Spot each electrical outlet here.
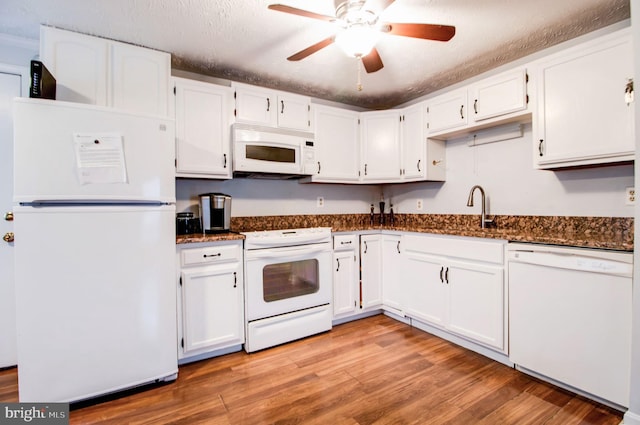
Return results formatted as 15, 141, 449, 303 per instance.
626, 187, 635, 205
317, 197, 324, 207
416, 199, 423, 210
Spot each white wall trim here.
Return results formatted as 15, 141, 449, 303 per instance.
624, 411, 640, 425
0, 62, 30, 97
0, 32, 38, 51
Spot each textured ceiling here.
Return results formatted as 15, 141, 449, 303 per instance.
0, 0, 631, 109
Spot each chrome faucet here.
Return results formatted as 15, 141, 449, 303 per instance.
466, 185, 494, 229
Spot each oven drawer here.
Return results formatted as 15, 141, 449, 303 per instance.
333, 234, 357, 251
181, 243, 242, 267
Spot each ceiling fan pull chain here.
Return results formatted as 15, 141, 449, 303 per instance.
357, 58, 363, 91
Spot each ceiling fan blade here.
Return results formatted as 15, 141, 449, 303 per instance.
362, 48, 384, 73
287, 36, 336, 61
268, 4, 335, 22
362, 0, 395, 14
379, 22, 456, 41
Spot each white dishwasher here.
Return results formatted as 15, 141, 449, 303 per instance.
508, 243, 632, 408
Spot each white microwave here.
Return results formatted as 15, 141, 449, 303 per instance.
232, 124, 316, 177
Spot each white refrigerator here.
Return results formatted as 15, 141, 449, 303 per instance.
13, 98, 178, 402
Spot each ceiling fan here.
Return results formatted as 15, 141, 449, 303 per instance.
268, 0, 456, 74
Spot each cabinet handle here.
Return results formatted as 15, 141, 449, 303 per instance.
336, 258, 340, 272
281, 100, 285, 114
364, 164, 368, 176
460, 105, 464, 119
340, 240, 352, 245
266, 97, 270, 112
223, 153, 227, 168
364, 241, 368, 254
233, 271, 237, 288
538, 139, 544, 157
473, 99, 478, 114
445, 267, 449, 284
439, 266, 444, 283
417, 159, 421, 172
396, 241, 401, 254
317, 161, 321, 174
203, 253, 221, 258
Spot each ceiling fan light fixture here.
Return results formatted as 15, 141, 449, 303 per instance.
335, 25, 379, 57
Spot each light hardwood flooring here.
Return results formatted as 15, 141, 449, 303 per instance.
0, 314, 624, 424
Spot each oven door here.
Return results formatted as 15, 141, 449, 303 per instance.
245, 242, 332, 321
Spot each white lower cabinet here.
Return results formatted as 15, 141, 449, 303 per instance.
402, 234, 506, 352
177, 240, 244, 362
381, 234, 404, 315
332, 234, 359, 318
360, 234, 383, 310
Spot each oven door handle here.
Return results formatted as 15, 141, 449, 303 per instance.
246, 243, 330, 260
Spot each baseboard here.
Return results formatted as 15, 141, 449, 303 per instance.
624, 411, 640, 425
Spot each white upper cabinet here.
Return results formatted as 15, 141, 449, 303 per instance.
399, 103, 425, 181
469, 68, 528, 122
312, 104, 360, 182
40, 26, 170, 116
534, 29, 634, 169
426, 68, 530, 140
400, 103, 446, 182
40, 26, 108, 105
233, 82, 311, 131
110, 42, 170, 116
425, 88, 468, 135
174, 77, 233, 179
361, 109, 402, 182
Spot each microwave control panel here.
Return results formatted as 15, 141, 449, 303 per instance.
302, 140, 316, 174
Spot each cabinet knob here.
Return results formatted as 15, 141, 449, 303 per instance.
4, 211, 13, 221
3, 232, 14, 243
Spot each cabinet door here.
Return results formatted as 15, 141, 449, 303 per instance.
40, 26, 108, 105
425, 88, 467, 135
400, 103, 426, 181
175, 78, 232, 178
470, 68, 527, 122
536, 31, 634, 168
333, 250, 358, 317
360, 235, 383, 309
234, 84, 277, 126
382, 235, 403, 314
361, 110, 401, 182
181, 264, 243, 353
313, 105, 360, 182
446, 260, 504, 350
277, 93, 310, 131
111, 42, 170, 116
403, 252, 447, 326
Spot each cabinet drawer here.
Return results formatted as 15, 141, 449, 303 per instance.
181, 243, 241, 266
403, 234, 505, 264
333, 234, 358, 251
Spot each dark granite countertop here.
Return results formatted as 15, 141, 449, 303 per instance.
176, 214, 633, 251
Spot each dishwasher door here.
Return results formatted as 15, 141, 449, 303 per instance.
508, 243, 632, 408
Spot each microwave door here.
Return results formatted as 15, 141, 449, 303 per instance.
235, 141, 303, 174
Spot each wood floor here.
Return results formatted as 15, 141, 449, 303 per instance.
0, 314, 624, 425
